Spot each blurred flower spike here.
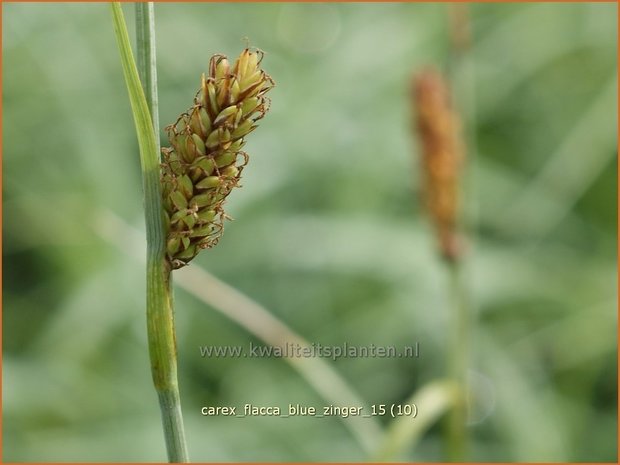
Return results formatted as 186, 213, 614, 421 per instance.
413, 69, 465, 262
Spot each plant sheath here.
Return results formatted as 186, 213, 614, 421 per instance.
111, 3, 189, 462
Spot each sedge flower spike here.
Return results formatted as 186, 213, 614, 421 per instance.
413, 69, 464, 262
161, 49, 274, 269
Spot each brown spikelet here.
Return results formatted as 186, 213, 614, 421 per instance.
161, 49, 274, 269
413, 69, 464, 262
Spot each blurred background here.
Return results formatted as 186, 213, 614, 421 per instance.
3, 2, 617, 462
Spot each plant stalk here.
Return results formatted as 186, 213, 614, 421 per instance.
111, 3, 189, 462
445, 5, 474, 460
446, 259, 469, 461
135, 2, 160, 151
134, 4, 189, 462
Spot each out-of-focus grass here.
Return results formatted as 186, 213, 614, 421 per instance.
3, 2, 617, 462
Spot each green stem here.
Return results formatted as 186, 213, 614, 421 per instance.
446, 259, 469, 461
110, 3, 189, 462
135, 2, 160, 152
444, 5, 475, 461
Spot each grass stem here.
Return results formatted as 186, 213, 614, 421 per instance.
445, 259, 469, 461
135, 2, 160, 151
111, 3, 189, 461
444, 5, 474, 460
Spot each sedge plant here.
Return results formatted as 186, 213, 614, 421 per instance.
110, 3, 273, 461
412, 69, 470, 461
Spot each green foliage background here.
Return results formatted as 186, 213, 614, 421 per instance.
3, 2, 617, 462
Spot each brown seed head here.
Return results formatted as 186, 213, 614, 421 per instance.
413, 69, 464, 262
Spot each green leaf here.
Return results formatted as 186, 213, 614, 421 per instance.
374, 380, 457, 461
110, 2, 163, 249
